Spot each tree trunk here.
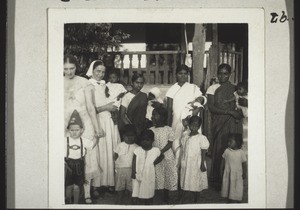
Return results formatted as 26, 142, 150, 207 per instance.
192, 24, 206, 88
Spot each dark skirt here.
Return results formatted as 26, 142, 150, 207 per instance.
65, 158, 85, 187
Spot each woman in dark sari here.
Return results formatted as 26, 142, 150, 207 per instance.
206, 64, 243, 190
120, 74, 148, 144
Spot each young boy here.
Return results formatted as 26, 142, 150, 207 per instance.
65, 110, 97, 204
113, 124, 139, 204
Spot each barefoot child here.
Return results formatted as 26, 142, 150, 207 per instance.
150, 106, 178, 204
220, 133, 247, 203
65, 110, 97, 204
113, 124, 139, 204
180, 116, 209, 203
131, 129, 164, 205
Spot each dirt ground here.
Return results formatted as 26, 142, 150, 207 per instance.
74, 156, 248, 206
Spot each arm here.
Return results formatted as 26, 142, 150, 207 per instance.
161, 141, 172, 154
195, 95, 207, 105
131, 154, 136, 179
166, 97, 173, 126
113, 152, 119, 161
85, 86, 103, 137
220, 157, 225, 178
95, 101, 118, 114
154, 153, 165, 165
207, 94, 229, 115
120, 105, 131, 125
200, 149, 207, 172
238, 97, 248, 107
207, 94, 243, 119
242, 162, 247, 179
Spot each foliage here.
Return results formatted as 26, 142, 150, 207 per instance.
64, 23, 130, 58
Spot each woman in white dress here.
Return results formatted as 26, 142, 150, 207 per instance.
86, 60, 121, 196
64, 55, 103, 204
166, 64, 207, 167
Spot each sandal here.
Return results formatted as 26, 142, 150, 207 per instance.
85, 197, 93, 204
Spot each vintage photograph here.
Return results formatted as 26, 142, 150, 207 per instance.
63, 22, 249, 205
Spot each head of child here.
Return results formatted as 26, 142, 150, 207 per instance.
151, 106, 167, 127
148, 87, 161, 101
139, 129, 155, 151
108, 69, 120, 83
67, 110, 84, 139
227, 133, 243, 150
188, 115, 202, 134
236, 82, 248, 96
121, 124, 137, 145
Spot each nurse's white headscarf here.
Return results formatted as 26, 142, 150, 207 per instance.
86, 60, 105, 78
86, 60, 106, 86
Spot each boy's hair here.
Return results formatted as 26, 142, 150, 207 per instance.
139, 129, 155, 142
176, 64, 190, 74
153, 106, 168, 125
108, 68, 120, 77
188, 115, 202, 127
217, 63, 232, 74
131, 73, 145, 83
120, 124, 137, 137
236, 81, 248, 92
228, 133, 243, 149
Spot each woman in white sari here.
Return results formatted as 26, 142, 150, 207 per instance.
86, 60, 121, 196
166, 64, 207, 167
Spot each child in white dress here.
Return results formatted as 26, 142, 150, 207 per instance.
65, 110, 97, 204
180, 115, 209, 203
114, 124, 139, 204
106, 69, 127, 125
220, 133, 247, 203
131, 129, 164, 205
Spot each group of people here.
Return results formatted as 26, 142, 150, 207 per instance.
64, 54, 248, 205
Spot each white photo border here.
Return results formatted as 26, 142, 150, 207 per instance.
48, 8, 265, 208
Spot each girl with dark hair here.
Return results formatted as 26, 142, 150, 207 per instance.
220, 133, 247, 203
150, 106, 178, 204
179, 115, 209, 203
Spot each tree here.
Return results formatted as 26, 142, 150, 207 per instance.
64, 23, 130, 76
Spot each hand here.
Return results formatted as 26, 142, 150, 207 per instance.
95, 129, 105, 138
242, 173, 246, 180
151, 101, 162, 109
192, 107, 201, 116
200, 163, 207, 172
105, 102, 118, 112
228, 110, 242, 119
238, 97, 248, 107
